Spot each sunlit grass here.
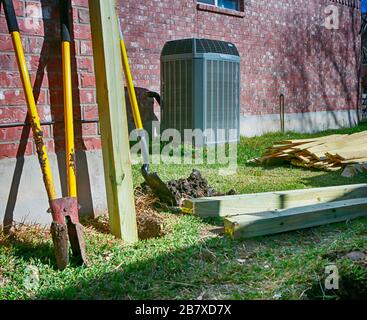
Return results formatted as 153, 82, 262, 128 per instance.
1, 123, 367, 300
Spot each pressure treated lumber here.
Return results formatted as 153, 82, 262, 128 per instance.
89, 0, 138, 242
182, 184, 367, 217
224, 197, 367, 239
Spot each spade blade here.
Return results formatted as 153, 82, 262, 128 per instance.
141, 167, 177, 206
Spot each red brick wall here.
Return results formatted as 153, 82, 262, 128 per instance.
119, 0, 361, 116
0, 0, 361, 159
0, 0, 99, 159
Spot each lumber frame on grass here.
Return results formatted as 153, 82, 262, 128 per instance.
88, 0, 138, 242
224, 198, 367, 239
183, 184, 367, 217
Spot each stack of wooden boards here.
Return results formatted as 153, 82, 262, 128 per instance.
182, 184, 367, 239
249, 131, 367, 177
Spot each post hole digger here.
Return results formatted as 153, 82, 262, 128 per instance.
118, 21, 176, 205
2, 0, 87, 270
56, 0, 88, 269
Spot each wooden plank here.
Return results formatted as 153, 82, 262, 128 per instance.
291, 135, 347, 151
277, 134, 344, 145
89, 0, 138, 242
182, 184, 367, 217
295, 155, 312, 163
336, 151, 367, 160
266, 144, 294, 150
316, 143, 367, 158
307, 142, 352, 154
290, 159, 310, 168
224, 198, 367, 239
306, 135, 367, 154
340, 158, 367, 164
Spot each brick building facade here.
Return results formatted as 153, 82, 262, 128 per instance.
119, 0, 361, 135
0, 0, 362, 225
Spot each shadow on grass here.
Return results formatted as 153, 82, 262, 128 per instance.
29, 215, 367, 300
246, 160, 367, 190
1, 230, 88, 270
301, 171, 367, 189
4, 174, 366, 299
34, 235, 242, 299
0, 233, 55, 267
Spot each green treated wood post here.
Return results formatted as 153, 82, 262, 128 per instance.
183, 183, 367, 217
88, 0, 138, 242
224, 197, 367, 239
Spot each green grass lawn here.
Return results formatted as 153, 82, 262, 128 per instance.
1, 124, 367, 300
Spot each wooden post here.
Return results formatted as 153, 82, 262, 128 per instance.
89, 0, 138, 242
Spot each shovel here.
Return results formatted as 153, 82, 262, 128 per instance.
53, 0, 88, 269
118, 20, 176, 205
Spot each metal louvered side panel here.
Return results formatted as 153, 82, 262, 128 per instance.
170, 60, 175, 131
223, 60, 230, 142
205, 59, 220, 145
161, 61, 167, 130
204, 59, 240, 145
181, 59, 193, 131
230, 61, 235, 139
181, 61, 186, 132
174, 60, 182, 133
161, 59, 194, 133
175, 60, 184, 133
214, 60, 219, 144
234, 62, 240, 142
218, 60, 224, 143
206, 60, 213, 143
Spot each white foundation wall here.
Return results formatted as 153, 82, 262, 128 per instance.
0, 151, 107, 228
240, 110, 360, 137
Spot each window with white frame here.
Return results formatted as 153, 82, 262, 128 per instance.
198, 0, 241, 11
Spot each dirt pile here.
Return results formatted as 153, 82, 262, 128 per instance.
165, 169, 236, 206
166, 170, 215, 205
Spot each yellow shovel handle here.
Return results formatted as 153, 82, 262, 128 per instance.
60, 0, 77, 198
62, 41, 77, 198
12, 31, 57, 201
119, 23, 150, 166
120, 37, 143, 130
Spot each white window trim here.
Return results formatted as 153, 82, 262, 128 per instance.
198, 0, 218, 7
198, 0, 241, 11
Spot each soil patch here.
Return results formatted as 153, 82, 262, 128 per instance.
143, 169, 236, 206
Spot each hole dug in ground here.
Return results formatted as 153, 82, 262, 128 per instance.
307, 250, 367, 300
